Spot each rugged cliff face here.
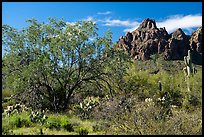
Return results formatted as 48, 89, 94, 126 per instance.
115, 18, 202, 62
164, 28, 190, 60
189, 27, 202, 55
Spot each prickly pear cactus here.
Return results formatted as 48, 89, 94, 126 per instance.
77, 96, 99, 119
29, 110, 48, 125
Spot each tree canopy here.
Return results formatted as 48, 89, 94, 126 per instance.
2, 18, 130, 112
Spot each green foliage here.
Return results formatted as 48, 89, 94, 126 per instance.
45, 114, 74, 131
2, 18, 116, 112
2, 126, 11, 135
61, 120, 74, 132
45, 117, 61, 130
2, 89, 14, 99
2, 112, 33, 130
123, 63, 158, 99
2, 17, 202, 135
78, 127, 89, 135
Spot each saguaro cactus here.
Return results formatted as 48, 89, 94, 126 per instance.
184, 50, 193, 76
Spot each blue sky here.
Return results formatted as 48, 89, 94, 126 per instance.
2, 2, 202, 56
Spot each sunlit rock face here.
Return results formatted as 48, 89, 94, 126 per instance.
115, 18, 202, 61
189, 27, 202, 55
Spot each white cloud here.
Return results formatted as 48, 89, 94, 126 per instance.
157, 14, 202, 33
103, 19, 139, 27
122, 14, 202, 33
97, 11, 112, 15
101, 19, 140, 32
66, 14, 202, 35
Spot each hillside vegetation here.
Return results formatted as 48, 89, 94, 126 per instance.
2, 18, 202, 135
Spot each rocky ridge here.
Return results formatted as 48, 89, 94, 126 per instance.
115, 18, 202, 62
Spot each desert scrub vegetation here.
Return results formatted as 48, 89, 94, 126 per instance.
2, 18, 202, 135
2, 60, 202, 135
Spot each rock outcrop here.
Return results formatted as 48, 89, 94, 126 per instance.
116, 18, 169, 60
189, 27, 202, 55
164, 28, 190, 60
115, 18, 202, 62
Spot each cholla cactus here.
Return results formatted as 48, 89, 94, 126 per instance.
184, 50, 193, 76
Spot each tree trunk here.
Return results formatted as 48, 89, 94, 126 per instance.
62, 90, 73, 111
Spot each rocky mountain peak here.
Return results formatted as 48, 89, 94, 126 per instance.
116, 18, 202, 63
171, 28, 187, 40
137, 18, 157, 30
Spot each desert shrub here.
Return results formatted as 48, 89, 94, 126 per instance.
2, 111, 33, 130
92, 97, 120, 121
123, 66, 154, 99
61, 121, 74, 132
2, 89, 14, 99
155, 89, 183, 110
45, 114, 74, 131
92, 123, 104, 132
45, 116, 61, 130
9, 116, 22, 128
78, 127, 89, 135
45, 120, 61, 130
60, 117, 74, 132
103, 98, 201, 135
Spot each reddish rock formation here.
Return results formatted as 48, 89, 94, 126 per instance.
189, 27, 202, 55
115, 18, 202, 62
164, 28, 190, 60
